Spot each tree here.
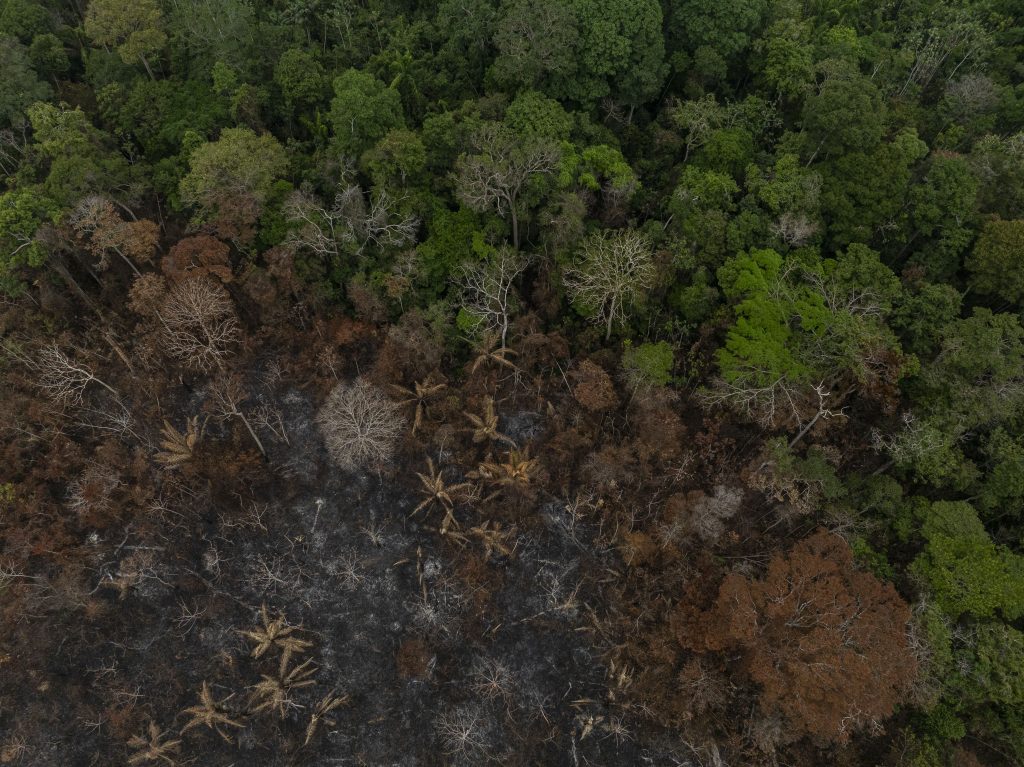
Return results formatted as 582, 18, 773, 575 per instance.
564, 229, 656, 340
802, 75, 886, 159
179, 128, 289, 242
680, 530, 916, 744
316, 378, 405, 471
0, 36, 50, 128
454, 122, 561, 249
666, 0, 768, 81
328, 69, 404, 157
708, 245, 906, 428
910, 500, 1024, 621
886, 309, 1024, 487
208, 373, 266, 456
566, 0, 666, 107
966, 219, 1024, 305
283, 184, 419, 264
158, 277, 241, 372
0, 187, 58, 296
84, 0, 166, 79
621, 341, 674, 389
491, 0, 578, 94
29, 343, 119, 406
26, 102, 135, 208
491, 0, 665, 107
458, 247, 530, 347
273, 47, 326, 113
67, 195, 158, 276
161, 235, 232, 283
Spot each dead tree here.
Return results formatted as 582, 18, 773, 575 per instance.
458, 247, 530, 347
564, 229, 656, 341
208, 375, 266, 456
157, 277, 240, 372
316, 378, 405, 471
31, 343, 119, 406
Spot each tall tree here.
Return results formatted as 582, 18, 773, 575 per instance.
84, 0, 166, 79
179, 128, 289, 243
453, 122, 560, 249
564, 228, 656, 340
679, 530, 916, 744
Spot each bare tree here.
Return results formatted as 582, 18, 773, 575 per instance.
284, 184, 418, 261
208, 374, 266, 456
31, 343, 119, 405
770, 212, 819, 247
699, 374, 804, 429
317, 378, 405, 471
157, 278, 240, 372
564, 229, 656, 341
454, 123, 561, 248
458, 247, 530, 347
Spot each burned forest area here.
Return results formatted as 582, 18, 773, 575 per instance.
3, 1, 1024, 766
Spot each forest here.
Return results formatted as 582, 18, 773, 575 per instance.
1, 0, 1023, 765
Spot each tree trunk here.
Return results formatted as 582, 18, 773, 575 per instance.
140, 52, 155, 81
237, 412, 267, 457
52, 259, 101, 316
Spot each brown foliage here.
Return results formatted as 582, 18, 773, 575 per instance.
571, 359, 618, 412
68, 196, 158, 271
628, 387, 685, 463
128, 273, 168, 317
679, 530, 916, 744
162, 236, 233, 284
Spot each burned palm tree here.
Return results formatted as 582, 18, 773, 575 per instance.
155, 416, 202, 469
412, 457, 473, 536
179, 681, 243, 742
391, 374, 447, 435
304, 691, 350, 746
472, 449, 537, 500
469, 332, 519, 375
127, 722, 181, 765
249, 656, 318, 719
239, 604, 313, 667
463, 396, 516, 447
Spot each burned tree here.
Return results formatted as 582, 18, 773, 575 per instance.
158, 277, 240, 372
680, 530, 916, 744
28, 342, 119, 405
317, 378, 405, 471
67, 195, 158, 276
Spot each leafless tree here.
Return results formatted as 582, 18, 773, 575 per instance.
157, 278, 240, 372
454, 123, 561, 248
317, 378, 405, 471
564, 229, 656, 341
699, 374, 804, 429
284, 184, 418, 261
208, 374, 266, 456
771, 211, 819, 247
898, 10, 990, 97
459, 248, 530, 347
435, 704, 495, 761
31, 343, 119, 406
